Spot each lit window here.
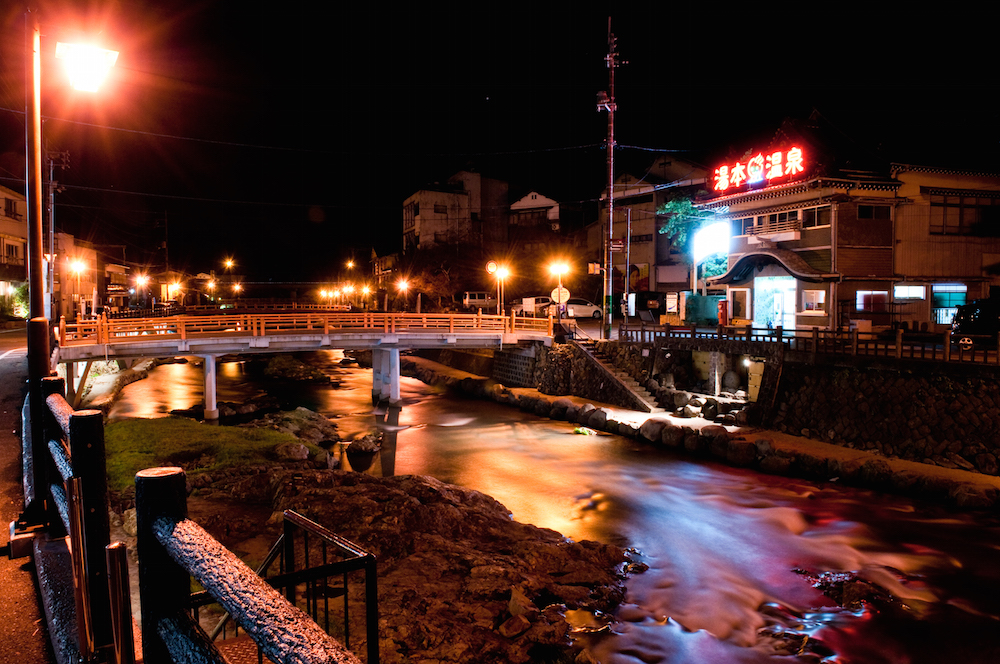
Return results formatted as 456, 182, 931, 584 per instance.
894, 285, 925, 299
931, 283, 966, 323
802, 290, 826, 313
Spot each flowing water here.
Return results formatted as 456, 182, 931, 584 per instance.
108, 351, 1000, 663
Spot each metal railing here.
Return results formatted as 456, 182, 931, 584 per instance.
135, 467, 370, 664
59, 311, 553, 347
618, 322, 1000, 365
192, 510, 379, 664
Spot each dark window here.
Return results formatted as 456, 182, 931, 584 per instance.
858, 205, 891, 220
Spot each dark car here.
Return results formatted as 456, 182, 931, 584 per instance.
951, 297, 1000, 350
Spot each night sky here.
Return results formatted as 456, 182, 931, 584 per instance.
1, 2, 996, 283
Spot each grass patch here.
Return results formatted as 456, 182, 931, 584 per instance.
104, 417, 320, 493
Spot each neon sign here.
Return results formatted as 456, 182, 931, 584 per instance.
713, 146, 805, 192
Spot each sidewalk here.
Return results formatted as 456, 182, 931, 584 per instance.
0, 328, 56, 663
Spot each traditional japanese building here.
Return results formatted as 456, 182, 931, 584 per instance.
698, 116, 1000, 333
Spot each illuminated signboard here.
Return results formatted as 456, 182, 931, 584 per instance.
713, 146, 805, 193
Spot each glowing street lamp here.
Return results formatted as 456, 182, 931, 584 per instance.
549, 262, 570, 323
487, 261, 511, 316
55, 42, 119, 92
396, 279, 409, 312
24, 14, 119, 527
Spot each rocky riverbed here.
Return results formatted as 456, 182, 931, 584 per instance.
115, 455, 628, 664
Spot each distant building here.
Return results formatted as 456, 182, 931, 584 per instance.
0, 185, 26, 316
700, 116, 1000, 332
54, 232, 98, 322
592, 154, 709, 317
402, 171, 509, 253
0, 184, 26, 282
509, 191, 562, 254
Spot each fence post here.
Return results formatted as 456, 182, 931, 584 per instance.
135, 467, 190, 664
943, 331, 951, 363
851, 329, 858, 356
106, 541, 136, 664
895, 328, 904, 360
26, 317, 51, 524
70, 409, 113, 650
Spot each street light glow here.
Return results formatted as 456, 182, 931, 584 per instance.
55, 42, 119, 92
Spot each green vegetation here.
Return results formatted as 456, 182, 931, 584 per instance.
103, 417, 320, 492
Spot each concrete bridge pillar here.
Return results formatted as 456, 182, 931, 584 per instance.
372, 349, 384, 405
202, 355, 219, 420
371, 348, 401, 405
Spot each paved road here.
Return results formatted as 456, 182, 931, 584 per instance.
0, 326, 56, 663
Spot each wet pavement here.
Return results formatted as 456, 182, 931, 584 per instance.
0, 326, 55, 663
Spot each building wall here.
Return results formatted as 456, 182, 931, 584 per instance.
0, 186, 26, 283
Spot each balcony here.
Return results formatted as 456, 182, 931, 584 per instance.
746, 218, 801, 243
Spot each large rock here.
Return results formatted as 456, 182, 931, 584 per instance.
587, 408, 611, 430
638, 418, 670, 443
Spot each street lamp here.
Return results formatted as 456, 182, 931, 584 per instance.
69, 258, 85, 319
549, 262, 569, 324
495, 265, 510, 315
396, 279, 409, 312
135, 274, 149, 309
23, 12, 118, 528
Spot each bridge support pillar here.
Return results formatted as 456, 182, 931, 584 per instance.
202, 355, 219, 420
372, 349, 384, 405
371, 348, 400, 405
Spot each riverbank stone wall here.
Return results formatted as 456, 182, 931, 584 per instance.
772, 363, 1000, 476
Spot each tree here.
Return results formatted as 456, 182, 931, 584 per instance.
657, 196, 728, 279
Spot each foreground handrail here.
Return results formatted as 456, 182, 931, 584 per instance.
136, 467, 366, 664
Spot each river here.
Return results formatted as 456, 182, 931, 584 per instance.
108, 351, 1000, 663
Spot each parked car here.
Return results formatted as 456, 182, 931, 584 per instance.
565, 297, 603, 319
511, 295, 552, 316
952, 297, 1000, 350
461, 291, 498, 312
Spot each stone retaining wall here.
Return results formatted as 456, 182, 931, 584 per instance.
772, 363, 1000, 476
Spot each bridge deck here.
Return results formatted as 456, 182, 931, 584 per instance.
56, 312, 554, 361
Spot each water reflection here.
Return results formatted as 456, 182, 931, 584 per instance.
109, 351, 1000, 663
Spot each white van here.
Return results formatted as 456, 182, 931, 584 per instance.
461, 291, 498, 312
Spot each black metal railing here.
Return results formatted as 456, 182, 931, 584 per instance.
136, 467, 376, 664
618, 322, 1000, 366
192, 510, 379, 664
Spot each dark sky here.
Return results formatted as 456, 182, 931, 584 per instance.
1, 2, 996, 282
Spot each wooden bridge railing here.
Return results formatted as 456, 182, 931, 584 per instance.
59, 311, 553, 347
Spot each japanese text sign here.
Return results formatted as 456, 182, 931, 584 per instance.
713, 146, 805, 193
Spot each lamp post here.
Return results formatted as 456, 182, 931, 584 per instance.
549, 262, 569, 324
396, 279, 409, 312
22, 7, 118, 552
496, 266, 509, 316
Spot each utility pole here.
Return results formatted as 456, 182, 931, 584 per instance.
597, 18, 623, 340
46, 149, 69, 321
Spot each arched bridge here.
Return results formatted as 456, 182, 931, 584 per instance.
55, 311, 554, 419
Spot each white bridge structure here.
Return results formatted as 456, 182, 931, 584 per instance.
55, 311, 554, 419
